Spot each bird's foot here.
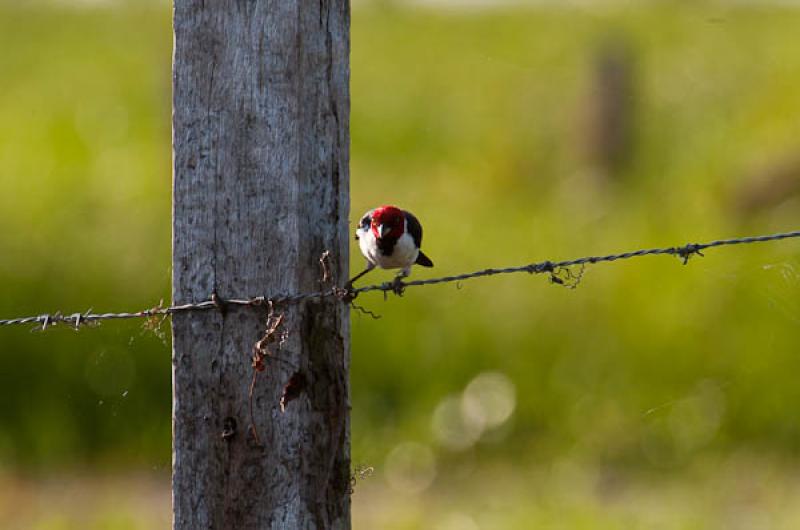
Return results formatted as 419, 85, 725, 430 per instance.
390, 275, 406, 297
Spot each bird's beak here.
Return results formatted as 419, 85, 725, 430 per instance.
378, 224, 391, 238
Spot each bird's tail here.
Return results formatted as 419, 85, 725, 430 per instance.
416, 251, 434, 267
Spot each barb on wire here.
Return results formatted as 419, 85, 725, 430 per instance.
549, 263, 586, 289
1, 229, 799, 328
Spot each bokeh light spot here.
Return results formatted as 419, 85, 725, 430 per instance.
432, 395, 482, 450
461, 371, 516, 432
384, 441, 437, 495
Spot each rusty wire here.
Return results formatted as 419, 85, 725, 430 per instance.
1, 229, 799, 329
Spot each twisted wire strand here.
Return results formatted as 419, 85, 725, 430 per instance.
2, 229, 799, 328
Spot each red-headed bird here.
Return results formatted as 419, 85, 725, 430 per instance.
348, 205, 434, 290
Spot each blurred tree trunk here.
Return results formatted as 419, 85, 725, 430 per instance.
172, 1, 350, 529
579, 39, 636, 181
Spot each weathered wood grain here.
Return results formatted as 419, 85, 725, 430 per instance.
172, 1, 350, 528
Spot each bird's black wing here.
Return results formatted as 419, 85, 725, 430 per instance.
405, 211, 434, 267
403, 210, 424, 248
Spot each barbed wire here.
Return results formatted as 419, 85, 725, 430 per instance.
1, 229, 799, 330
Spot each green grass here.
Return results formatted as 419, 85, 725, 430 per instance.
1, 0, 800, 525
0, 2, 173, 469
4, 453, 800, 529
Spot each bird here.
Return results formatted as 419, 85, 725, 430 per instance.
347, 205, 434, 292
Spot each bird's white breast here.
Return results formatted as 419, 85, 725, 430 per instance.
358, 226, 419, 270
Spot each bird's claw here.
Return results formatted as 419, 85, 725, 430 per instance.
391, 276, 406, 296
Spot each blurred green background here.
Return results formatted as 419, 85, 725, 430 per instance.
2, 0, 800, 528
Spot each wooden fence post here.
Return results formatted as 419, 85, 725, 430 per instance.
172, 1, 350, 528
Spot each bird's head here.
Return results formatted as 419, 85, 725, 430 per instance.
370, 205, 405, 240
